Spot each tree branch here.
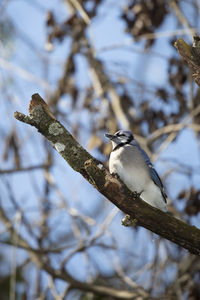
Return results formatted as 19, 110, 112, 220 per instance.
14, 93, 200, 256
175, 36, 200, 87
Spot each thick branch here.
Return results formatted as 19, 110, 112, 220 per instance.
14, 93, 200, 256
175, 36, 200, 86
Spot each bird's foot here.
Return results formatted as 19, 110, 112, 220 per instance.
112, 172, 120, 180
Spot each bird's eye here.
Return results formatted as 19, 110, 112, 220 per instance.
116, 133, 124, 137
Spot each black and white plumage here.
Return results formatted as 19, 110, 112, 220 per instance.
105, 130, 167, 212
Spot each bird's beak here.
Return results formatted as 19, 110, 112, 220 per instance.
105, 133, 115, 140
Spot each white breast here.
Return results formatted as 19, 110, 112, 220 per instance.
109, 145, 149, 193
109, 144, 167, 212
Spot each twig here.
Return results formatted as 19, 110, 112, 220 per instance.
9, 212, 22, 300
148, 123, 200, 145
87, 48, 131, 129
0, 163, 50, 174
152, 103, 200, 161
0, 57, 50, 90
48, 276, 63, 300
170, 0, 195, 38
138, 28, 197, 40
68, 0, 90, 25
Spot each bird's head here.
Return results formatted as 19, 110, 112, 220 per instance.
105, 130, 134, 149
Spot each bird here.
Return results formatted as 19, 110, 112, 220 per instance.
105, 130, 167, 212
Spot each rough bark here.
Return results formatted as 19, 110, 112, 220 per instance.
175, 36, 200, 86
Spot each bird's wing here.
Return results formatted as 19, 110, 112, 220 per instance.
135, 143, 167, 203
148, 165, 167, 203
